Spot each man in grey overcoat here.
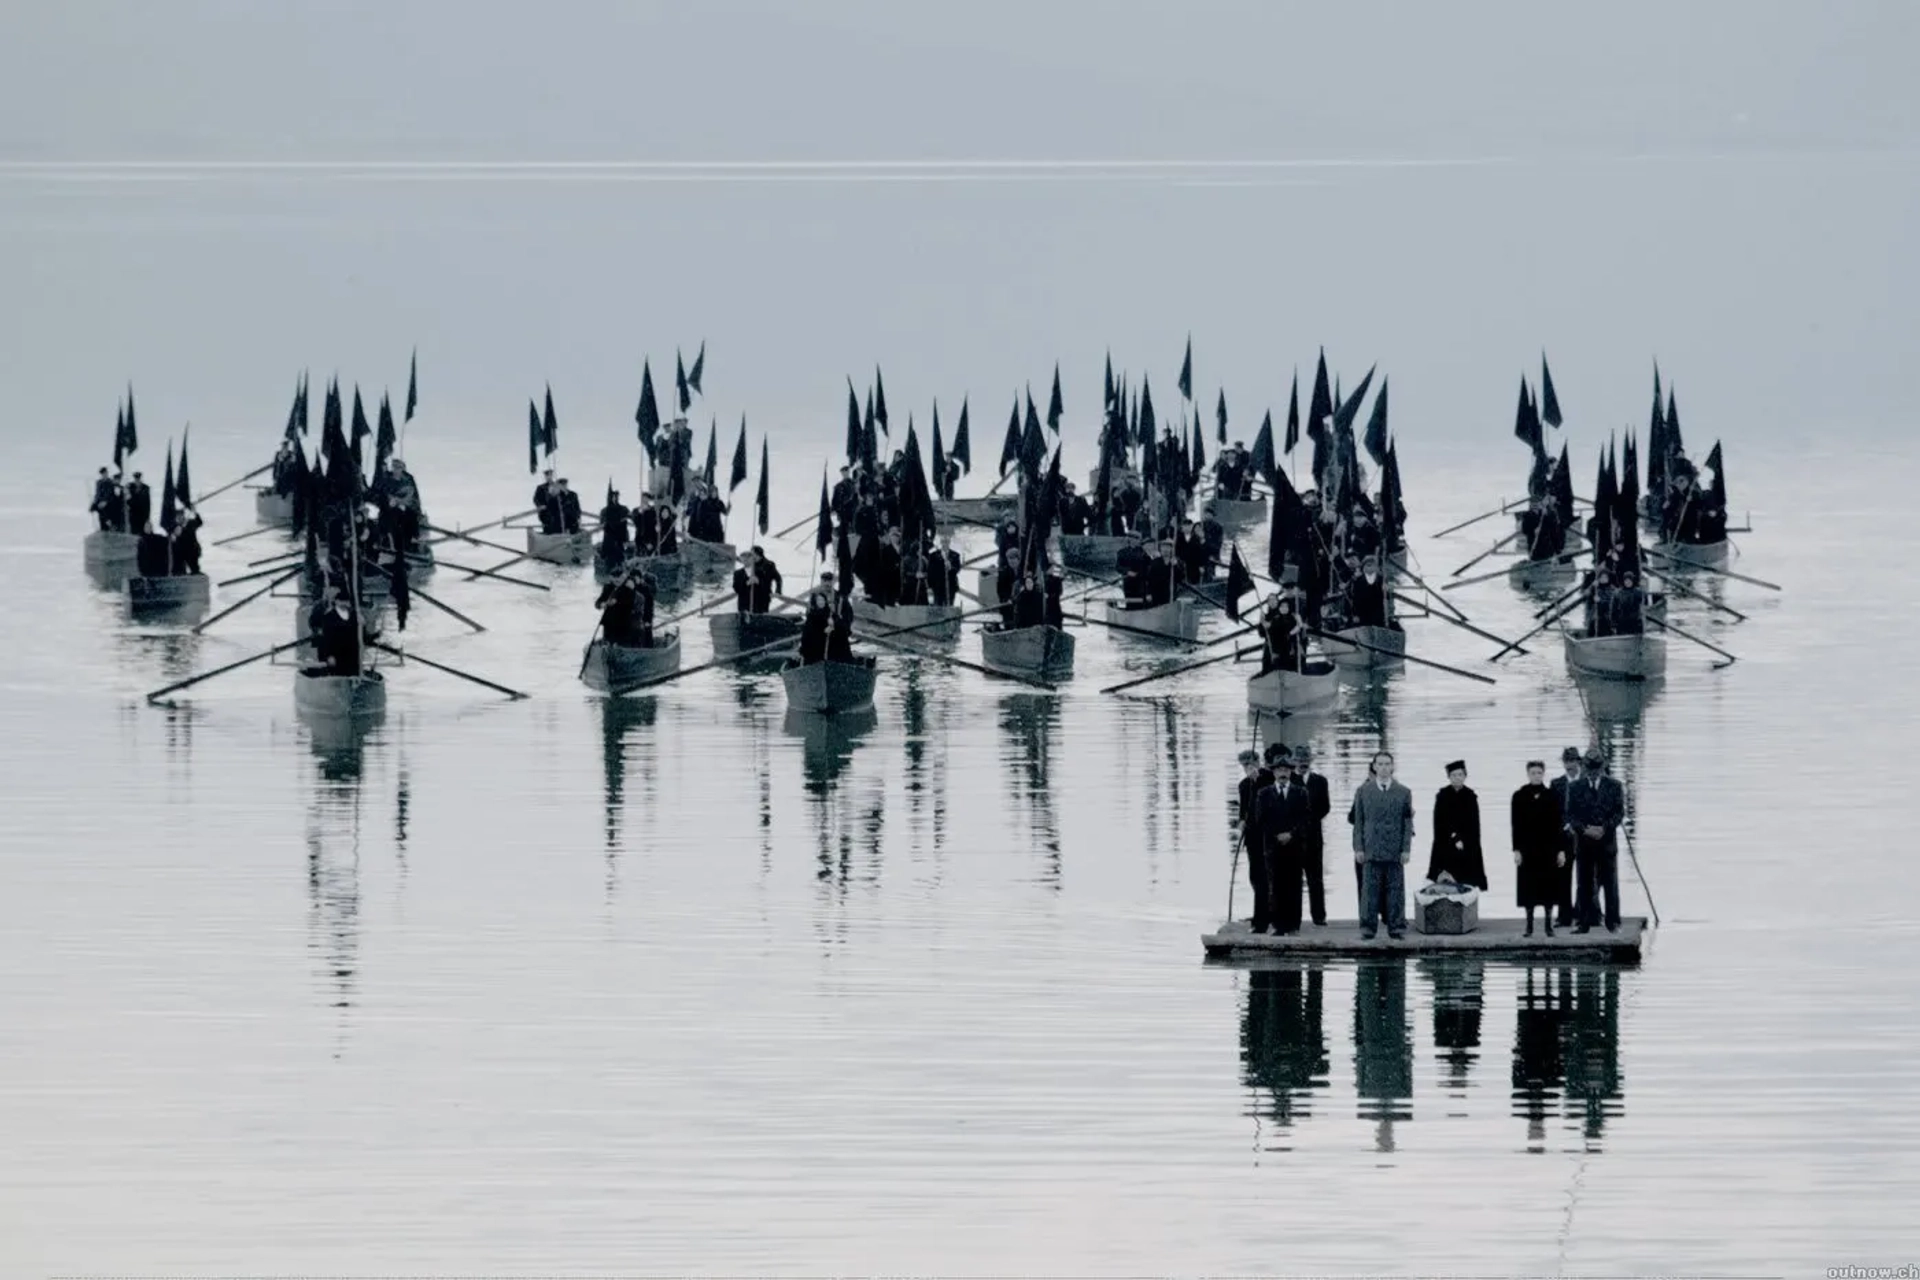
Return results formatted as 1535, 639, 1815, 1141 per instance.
1349, 750, 1416, 939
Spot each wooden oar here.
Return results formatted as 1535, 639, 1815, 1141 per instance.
364, 560, 487, 633
1492, 589, 1585, 661
1388, 591, 1531, 656
861, 625, 1058, 691
1308, 626, 1496, 686
1391, 562, 1473, 624
425, 524, 537, 560
1101, 643, 1260, 695
1446, 547, 1590, 591
1621, 825, 1662, 928
195, 462, 273, 505
608, 631, 800, 692
431, 508, 538, 540
221, 561, 306, 588
1432, 498, 1518, 539
146, 638, 307, 704
213, 523, 283, 548
429, 557, 549, 591
1449, 529, 1523, 578
1644, 546, 1781, 591
1647, 614, 1737, 667
371, 641, 526, 699
248, 547, 305, 568
1644, 568, 1748, 622
192, 567, 299, 634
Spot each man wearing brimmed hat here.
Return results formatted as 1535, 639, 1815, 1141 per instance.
733, 545, 782, 615
1564, 748, 1626, 933
1257, 747, 1311, 935
1234, 748, 1277, 933
1550, 747, 1583, 926
1290, 743, 1333, 926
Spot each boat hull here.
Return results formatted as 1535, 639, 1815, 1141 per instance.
980, 625, 1075, 678
780, 657, 879, 714
974, 569, 1004, 609
1207, 495, 1267, 526
1104, 599, 1200, 642
83, 530, 140, 565
933, 494, 1018, 527
293, 667, 387, 717
1652, 539, 1730, 570
708, 611, 804, 660
851, 600, 962, 646
127, 573, 210, 619
1563, 630, 1667, 681
525, 528, 593, 565
595, 551, 691, 588
1327, 623, 1406, 669
580, 631, 683, 693
254, 490, 295, 527
681, 538, 737, 574
1508, 556, 1579, 591
1246, 662, 1340, 714
1058, 534, 1133, 571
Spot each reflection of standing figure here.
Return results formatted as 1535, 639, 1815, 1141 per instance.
1562, 967, 1623, 1144
1511, 966, 1569, 1151
1353, 959, 1412, 1151
1240, 965, 1330, 1132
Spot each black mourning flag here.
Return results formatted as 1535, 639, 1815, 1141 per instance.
1224, 544, 1254, 620
815, 469, 834, 557
703, 418, 718, 486
636, 361, 661, 456
687, 341, 705, 397
405, 349, 418, 422
873, 366, 889, 436
159, 444, 177, 533
951, 396, 972, 474
376, 393, 396, 471
729, 417, 750, 493
845, 380, 863, 464
527, 401, 541, 474
542, 385, 559, 456
1178, 336, 1192, 401
1307, 351, 1332, 441
1513, 376, 1542, 454
1539, 352, 1562, 429
1250, 410, 1276, 483
175, 425, 193, 509
755, 436, 770, 534
998, 398, 1022, 476
1284, 371, 1301, 454
122, 385, 140, 460
1047, 363, 1063, 431
1363, 377, 1390, 466
1216, 389, 1227, 444
931, 411, 948, 500
675, 350, 691, 414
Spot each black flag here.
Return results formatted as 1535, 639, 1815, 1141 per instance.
1332, 364, 1376, 435
1103, 352, 1114, 410
1137, 376, 1156, 447
1540, 352, 1562, 428
1216, 389, 1227, 444
114, 402, 129, 468
527, 402, 541, 474
1190, 419, 1206, 477
405, 349, 418, 422
175, 426, 194, 509
542, 385, 558, 456
931, 412, 948, 500
845, 380, 863, 464
1284, 371, 1301, 454
1363, 377, 1390, 466
754, 436, 770, 534
1513, 377, 1542, 454
815, 469, 833, 558
952, 397, 972, 474
636, 362, 661, 458
675, 350, 691, 414
1047, 362, 1063, 431
1307, 351, 1332, 440
688, 341, 705, 397
1705, 440, 1726, 509
376, 393, 396, 471
283, 382, 302, 443
1250, 410, 1276, 483
1224, 545, 1254, 620
729, 417, 749, 493
1178, 336, 1192, 400
998, 398, 1022, 476
122, 385, 140, 459
296, 372, 309, 436
1024, 387, 1042, 441
159, 444, 177, 533
350, 387, 370, 470
873, 366, 889, 436
702, 418, 718, 487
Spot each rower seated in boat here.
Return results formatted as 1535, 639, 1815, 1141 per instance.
733, 546, 783, 614
306, 588, 376, 673
1258, 593, 1307, 674
1346, 558, 1390, 628
599, 490, 631, 563
596, 563, 658, 647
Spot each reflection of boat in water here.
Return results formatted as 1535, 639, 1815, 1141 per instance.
127, 573, 211, 622
295, 667, 387, 719
1563, 630, 1666, 681
783, 704, 877, 790
599, 694, 658, 850
1573, 670, 1662, 725
299, 697, 384, 781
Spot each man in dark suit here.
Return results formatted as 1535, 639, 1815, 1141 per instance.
1256, 750, 1311, 935
1548, 746, 1583, 927
1564, 748, 1627, 933
1290, 743, 1333, 926
1234, 748, 1275, 933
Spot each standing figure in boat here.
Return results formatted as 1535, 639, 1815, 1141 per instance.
375, 457, 423, 557
927, 534, 962, 607
1008, 573, 1046, 629
126, 471, 152, 535
1608, 571, 1647, 636
90, 467, 126, 531
1175, 521, 1211, 584
1116, 534, 1152, 604
733, 545, 783, 614
596, 563, 656, 647
1258, 594, 1306, 675
687, 479, 728, 544
270, 440, 300, 498
825, 573, 855, 661
1198, 506, 1225, 570
1511, 760, 1564, 937
631, 493, 662, 557
1349, 751, 1415, 940
994, 548, 1022, 621
1043, 564, 1066, 629
1346, 557, 1389, 628
1057, 482, 1092, 536
307, 586, 375, 674
1143, 540, 1179, 606
1214, 444, 1248, 501
653, 500, 680, 555
169, 506, 204, 575
1519, 494, 1567, 561
1427, 760, 1488, 890
598, 489, 630, 566
533, 469, 561, 533
552, 479, 582, 535
1565, 748, 1626, 934
798, 584, 833, 665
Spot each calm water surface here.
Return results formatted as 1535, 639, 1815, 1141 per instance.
4, 176, 1920, 1276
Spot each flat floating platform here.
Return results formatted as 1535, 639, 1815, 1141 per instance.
1202, 917, 1648, 965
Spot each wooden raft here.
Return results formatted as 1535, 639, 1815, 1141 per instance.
1201, 917, 1648, 964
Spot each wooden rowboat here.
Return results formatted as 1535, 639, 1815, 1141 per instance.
1651, 539, 1730, 570
293, 666, 387, 718
1562, 629, 1667, 681
1508, 556, 1580, 591
1246, 661, 1340, 715
708, 611, 804, 660
1207, 495, 1267, 526
254, 489, 295, 527
852, 600, 963, 647
974, 569, 1004, 610
1058, 534, 1133, 572
933, 494, 1018, 527
681, 538, 737, 575
980, 625, 1075, 678
1104, 598, 1199, 642
127, 573, 210, 620
1325, 623, 1406, 670
524, 527, 593, 565
595, 550, 691, 587
780, 656, 879, 714
580, 630, 683, 693
83, 530, 140, 565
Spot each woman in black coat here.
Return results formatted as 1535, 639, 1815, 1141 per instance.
1427, 760, 1489, 890
1510, 760, 1565, 935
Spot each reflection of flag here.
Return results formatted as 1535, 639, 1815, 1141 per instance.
1224, 545, 1254, 620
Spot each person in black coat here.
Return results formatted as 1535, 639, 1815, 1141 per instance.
1289, 743, 1333, 927
1565, 748, 1627, 933
1235, 748, 1276, 933
170, 510, 204, 576
1042, 565, 1066, 629
126, 472, 152, 534
1256, 751, 1311, 934
927, 535, 962, 607
825, 580, 856, 661
1511, 760, 1565, 936
798, 585, 832, 664
599, 492, 630, 564
1549, 746, 1582, 926
631, 496, 660, 556
1427, 760, 1489, 890
1116, 537, 1152, 603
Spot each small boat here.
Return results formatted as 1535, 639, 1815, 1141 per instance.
708, 610, 805, 660
681, 537, 737, 574
933, 494, 1018, 527
974, 569, 1004, 610
254, 489, 295, 528
293, 666, 387, 717
1562, 629, 1667, 681
1325, 623, 1406, 670
979, 625, 1075, 679
83, 530, 140, 565
1651, 538, 1730, 570
1104, 598, 1199, 643
1207, 494, 1268, 526
851, 600, 962, 647
1057, 534, 1133, 571
580, 630, 684, 693
780, 656, 879, 714
595, 550, 690, 587
127, 573, 210, 619
524, 527, 593, 565
1507, 555, 1580, 591
1246, 661, 1340, 714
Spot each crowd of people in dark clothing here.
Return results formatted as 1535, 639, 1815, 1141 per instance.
1235, 744, 1628, 939
91, 466, 203, 577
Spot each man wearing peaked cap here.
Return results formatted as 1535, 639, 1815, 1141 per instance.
1566, 748, 1626, 933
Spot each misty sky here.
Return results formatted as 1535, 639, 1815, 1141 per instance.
2, 1, 1916, 473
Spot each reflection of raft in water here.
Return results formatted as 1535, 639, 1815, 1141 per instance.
1201, 917, 1647, 964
